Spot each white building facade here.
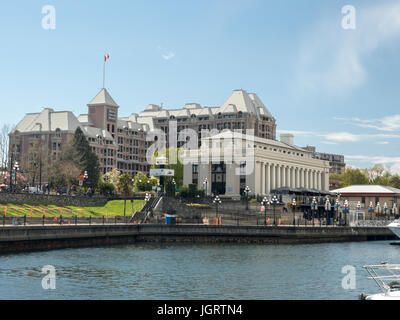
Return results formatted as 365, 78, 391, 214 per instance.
182, 131, 331, 198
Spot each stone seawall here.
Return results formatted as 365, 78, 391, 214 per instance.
0, 224, 396, 254
0, 193, 108, 206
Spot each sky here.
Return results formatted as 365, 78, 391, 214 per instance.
1, 0, 400, 172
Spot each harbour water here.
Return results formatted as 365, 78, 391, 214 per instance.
0, 241, 399, 300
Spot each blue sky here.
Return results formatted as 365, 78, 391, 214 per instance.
1, 0, 400, 172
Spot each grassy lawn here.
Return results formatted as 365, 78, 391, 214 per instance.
0, 200, 145, 218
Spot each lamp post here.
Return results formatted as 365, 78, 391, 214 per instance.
36, 123, 43, 191
343, 199, 350, 226
368, 201, 374, 220
311, 196, 317, 226
334, 199, 339, 226
292, 198, 297, 226
244, 186, 251, 211
384, 202, 388, 220
271, 195, 279, 226
203, 178, 208, 197
325, 196, 331, 226
376, 202, 381, 219
213, 195, 221, 218
262, 196, 269, 226
13, 161, 20, 191
392, 203, 397, 219
172, 178, 176, 197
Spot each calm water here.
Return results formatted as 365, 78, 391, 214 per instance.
0, 241, 399, 300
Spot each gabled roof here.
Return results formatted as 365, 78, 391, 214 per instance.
12, 108, 81, 133
248, 93, 273, 118
331, 185, 400, 195
87, 88, 119, 107
220, 89, 258, 115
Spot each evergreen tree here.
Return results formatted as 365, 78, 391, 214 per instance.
72, 127, 101, 187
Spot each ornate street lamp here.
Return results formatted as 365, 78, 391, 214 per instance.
311, 196, 318, 226
325, 196, 332, 226
262, 196, 269, 226
392, 203, 397, 219
334, 199, 340, 225
368, 201, 374, 220
203, 178, 208, 197
271, 195, 279, 226
244, 186, 251, 211
292, 198, 297, 226
213, 195, 222, 217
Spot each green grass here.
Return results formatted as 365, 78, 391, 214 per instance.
0, 200, 145, 218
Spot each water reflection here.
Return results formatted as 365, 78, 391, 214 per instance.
0, 241, 399, 299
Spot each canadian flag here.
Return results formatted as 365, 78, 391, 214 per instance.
104, 54, 110, 62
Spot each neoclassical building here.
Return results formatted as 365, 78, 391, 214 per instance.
182, 131, 331, 197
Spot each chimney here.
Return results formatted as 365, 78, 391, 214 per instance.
280, 134, 294, 146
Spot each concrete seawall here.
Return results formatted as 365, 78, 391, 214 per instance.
0, 224, 396, 254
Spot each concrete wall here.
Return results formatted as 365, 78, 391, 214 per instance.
0, 224, 395, 254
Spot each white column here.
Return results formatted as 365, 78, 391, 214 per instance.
301, 168, 305, 188
295, 167, 299, 188
266, 163, 270, 195
271, 164, 276, 191
291, 167, 295, 188
255, 162, 261, 195
313, 171, 317, 189
261, 163, 265, 195
304, 169, 309, 189
318, 171, 322, 190
282, 166, 286, 187
276, 164, 281, 189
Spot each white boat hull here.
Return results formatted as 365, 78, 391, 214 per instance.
365, 292, 400, 300
388, 221, 400, 239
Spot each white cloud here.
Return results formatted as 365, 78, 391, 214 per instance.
296, 1, 400, 94
335, 115, 400, 132
278, 129, 400, 143
162, 52, 175, 61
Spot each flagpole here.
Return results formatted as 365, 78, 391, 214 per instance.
103, 58, 106, 89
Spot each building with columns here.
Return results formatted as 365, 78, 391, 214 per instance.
182, 131, 331, 198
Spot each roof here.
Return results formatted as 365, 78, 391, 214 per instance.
136, 89, 274, 120
87, 88, 119, 107
201, 130, 310, 152
331, 185, 400, 195
12, 108, 81, 133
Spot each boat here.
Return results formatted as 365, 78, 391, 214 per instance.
388, 220, 400, 239
360, 263, 400, 300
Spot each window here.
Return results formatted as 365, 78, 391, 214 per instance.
192, 164, 199, 174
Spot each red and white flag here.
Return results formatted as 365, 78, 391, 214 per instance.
104, 54, 110, 62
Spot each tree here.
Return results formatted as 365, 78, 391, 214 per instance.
390, 175, 400, 189
116, 173, 134, 217
0, 124, 11, 170
134, 171, 156, 192
72, 127, 101, 188
48, 143, 81, 191
101, 168, 121, 185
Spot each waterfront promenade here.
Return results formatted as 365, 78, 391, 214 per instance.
0, 223, 395, 254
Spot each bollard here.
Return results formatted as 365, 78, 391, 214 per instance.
75, 215, 77, 225
115, 215, 117, 225
43, 215, 45, 226
103, 216, 105, 225
89, 216, 92, 225
24, 214, 26, 226
3, 214, 5, 226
